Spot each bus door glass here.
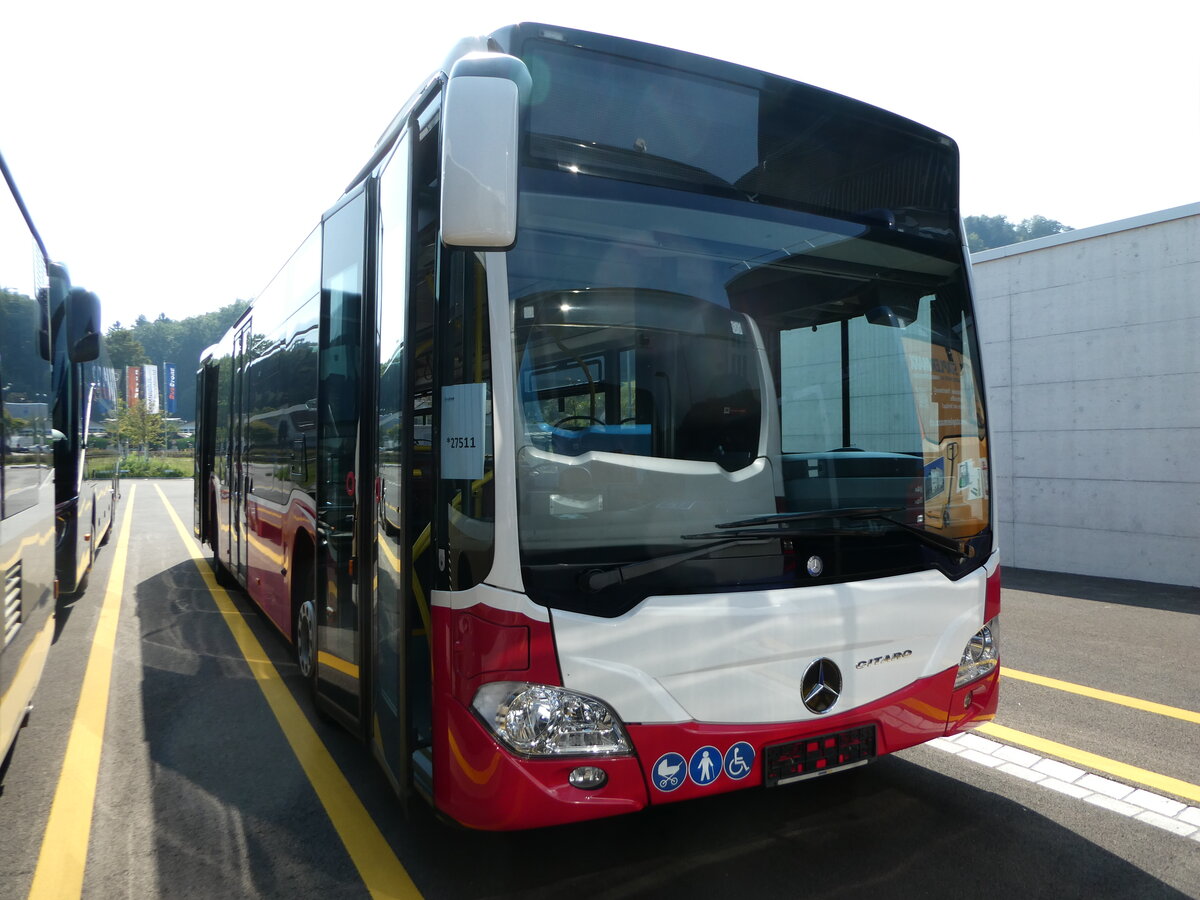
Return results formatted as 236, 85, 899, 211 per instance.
406, 100, 443, 790
194, 361, 218, 539
316, 190, 367, 724
231, 321, 252, 581
373, 129, 411, 791
372, 93, 442, 796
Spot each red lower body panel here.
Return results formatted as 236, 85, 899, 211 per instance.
436, 700, 650, 830
432, 654, 1000, 830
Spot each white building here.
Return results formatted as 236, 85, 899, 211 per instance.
970, 203, 1200, 588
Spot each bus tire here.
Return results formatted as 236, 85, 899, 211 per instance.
291, 547, 319, 698
296, 597, 317, 684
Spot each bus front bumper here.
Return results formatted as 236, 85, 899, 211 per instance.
433, 664, 998, 830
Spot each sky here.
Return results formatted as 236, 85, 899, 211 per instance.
3, 0, 1198, 331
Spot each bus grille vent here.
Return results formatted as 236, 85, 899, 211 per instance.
4, 561, 21, 647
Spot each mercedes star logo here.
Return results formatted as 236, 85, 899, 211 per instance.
801, 657, 842, 713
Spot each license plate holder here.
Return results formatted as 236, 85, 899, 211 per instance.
764, 724, 876, 787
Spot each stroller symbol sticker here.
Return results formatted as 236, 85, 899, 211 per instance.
652, 752, 687, 791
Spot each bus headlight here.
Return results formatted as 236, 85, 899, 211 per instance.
472, 682, 632, 756
954, 618, 999, 689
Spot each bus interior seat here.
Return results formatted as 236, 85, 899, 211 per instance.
676, 374, 760, 471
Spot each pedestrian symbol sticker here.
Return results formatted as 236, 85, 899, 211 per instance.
689, 746, 722, 786
724, 742, 755, 780
652, 752, 686, 791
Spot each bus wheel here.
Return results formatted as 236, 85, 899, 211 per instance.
296, 598, 317, 683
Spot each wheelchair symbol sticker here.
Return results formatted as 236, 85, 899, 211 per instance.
724, 742, 755, 780
689, 746, 722, 786
652, 752, 687, 791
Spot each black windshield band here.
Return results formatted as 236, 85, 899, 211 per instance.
503, 28, 961, 238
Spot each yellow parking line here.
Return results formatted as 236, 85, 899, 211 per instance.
153, 485, 421, 900
318, 650, 361, 680
1002, 668, 1200, 724
977, 722, 1200, 805
28, 484, 137, 900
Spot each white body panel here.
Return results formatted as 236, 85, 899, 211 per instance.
483, 252, 524, 593
552, 565, 988, 724
433, 581, 550, 622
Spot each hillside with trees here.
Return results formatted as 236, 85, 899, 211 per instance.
105, 300, 248, 420
965, 215, 1073, 253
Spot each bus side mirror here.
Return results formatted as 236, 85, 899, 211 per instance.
66, 287, 102, 363
440, 52, 530, 250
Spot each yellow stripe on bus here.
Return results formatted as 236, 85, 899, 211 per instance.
977, 722, 1200, 805
29, 484, 137, 900
0, 611, 55, 781
0, 517, 55, 571
1002, 668, 1200, 724
154, 485, 421, 900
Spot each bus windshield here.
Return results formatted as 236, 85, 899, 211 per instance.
509, 170, 989, 615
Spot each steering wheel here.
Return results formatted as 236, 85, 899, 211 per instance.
553, 415, 603, 429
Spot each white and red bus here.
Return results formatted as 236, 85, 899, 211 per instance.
195, 23, 999, 830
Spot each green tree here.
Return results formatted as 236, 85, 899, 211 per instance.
110, 399, 167, 453
966, 214, 1074, 252
3, 408, 29, 436
105, 326, 150, 373
120, 299, 248, 416
1016, 215, 1073, 242
965, 215, 1018, 252
0, 288, 46, 400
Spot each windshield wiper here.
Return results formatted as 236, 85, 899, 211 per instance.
710, 507, 976, 560
581, 537, 774, 593
715, 507, 901, 528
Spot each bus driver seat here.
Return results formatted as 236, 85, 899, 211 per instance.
676, 373, 760, 472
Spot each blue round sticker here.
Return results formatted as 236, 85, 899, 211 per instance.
652, 752, 687, 792
724, 742, 756, 780
688, 746, 723, 786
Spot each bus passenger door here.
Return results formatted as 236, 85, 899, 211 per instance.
231, 322, 252, 582
372, 128, 413, 796
194, 360, 216, 539
371, 93, 441, 801
315, 188, 369, 730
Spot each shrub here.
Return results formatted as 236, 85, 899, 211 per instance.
116, 455, 189, 478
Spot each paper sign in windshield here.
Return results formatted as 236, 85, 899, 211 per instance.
441, 382, 488, 480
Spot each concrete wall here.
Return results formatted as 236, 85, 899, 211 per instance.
970, 204, 1200, 587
